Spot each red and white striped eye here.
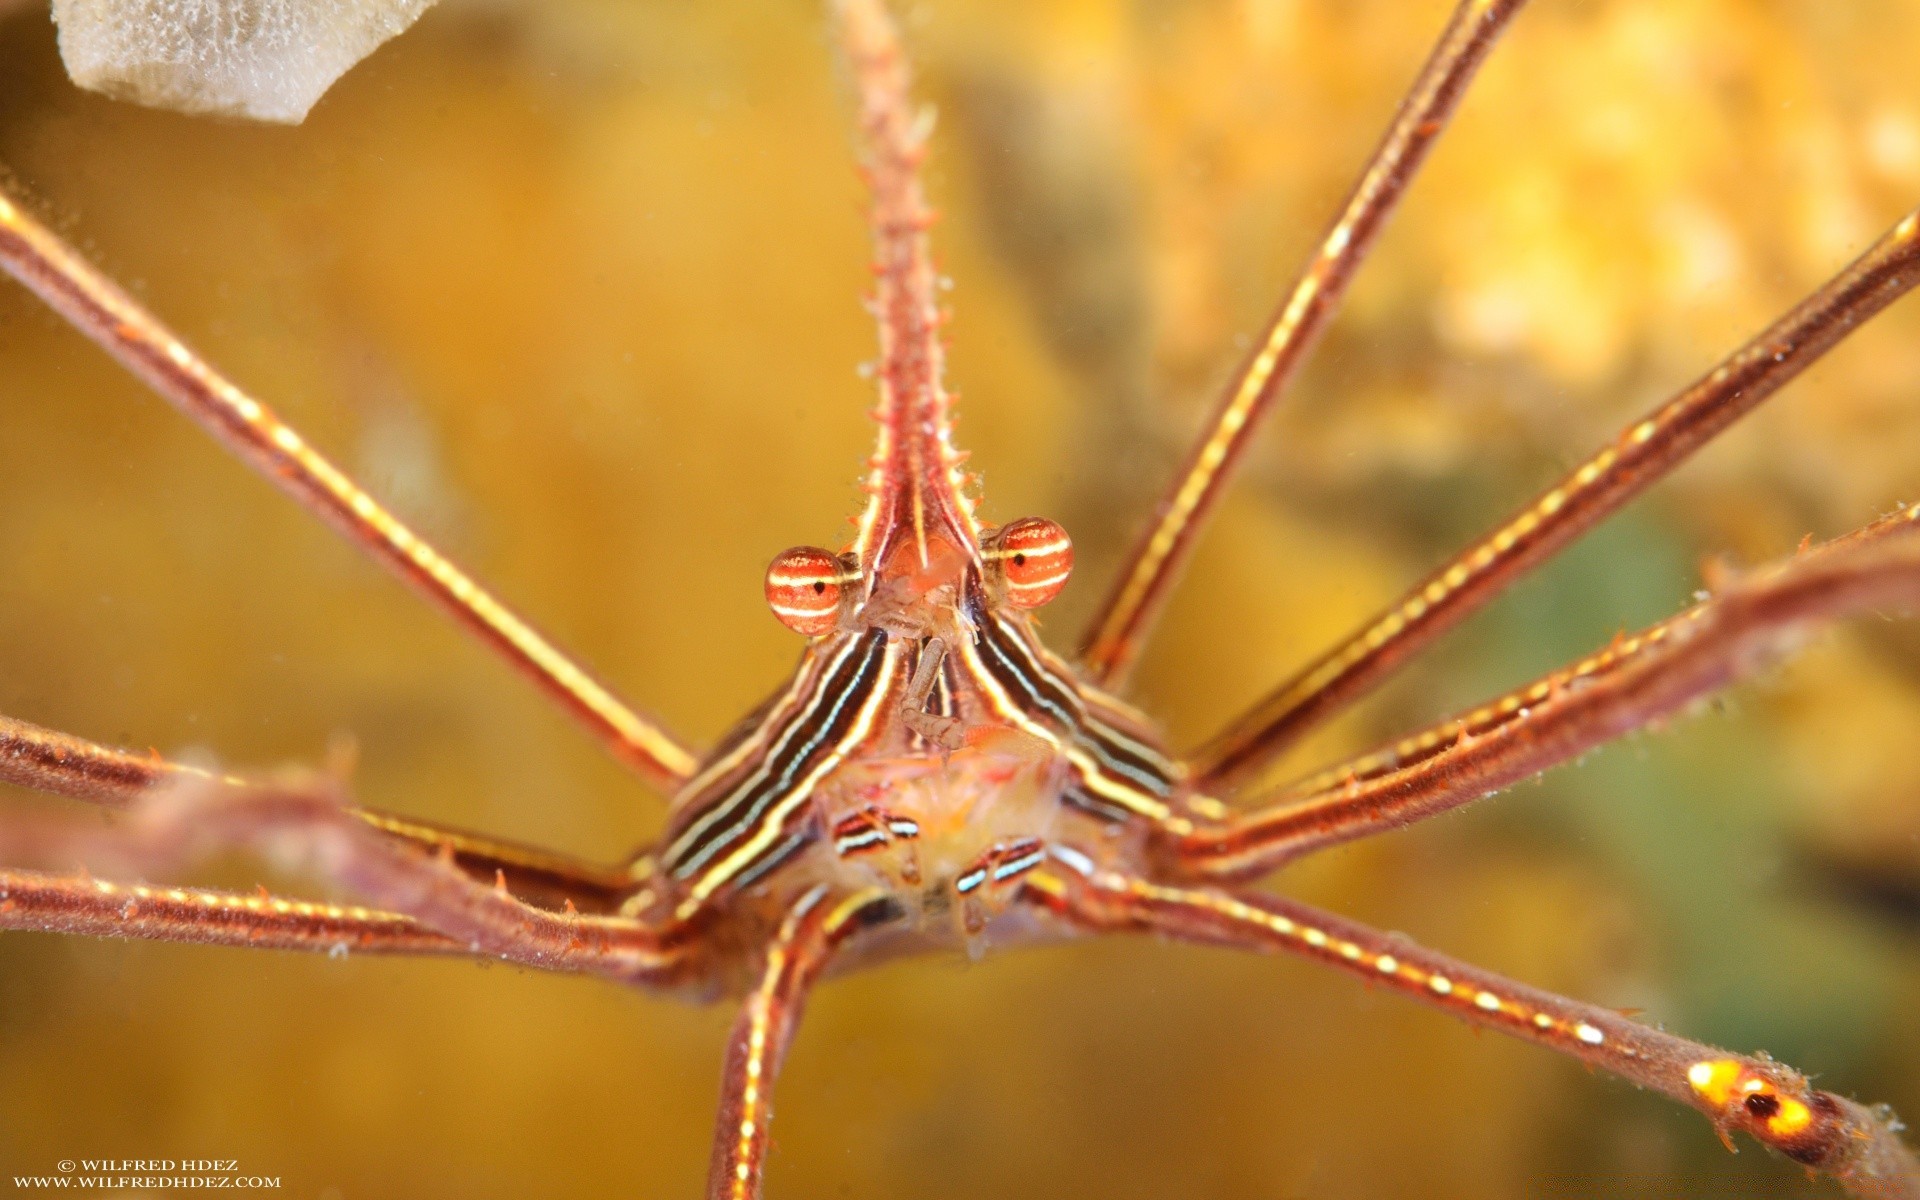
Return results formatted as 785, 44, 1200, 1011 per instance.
985, 517, 1074, 609
764, 546, 856, 636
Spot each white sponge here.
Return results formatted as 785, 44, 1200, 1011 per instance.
51, 0, 437, 123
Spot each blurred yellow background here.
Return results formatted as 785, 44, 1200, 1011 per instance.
2, 1, 1918, 1196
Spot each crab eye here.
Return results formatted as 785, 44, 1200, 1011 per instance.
985, 517, 1073, 609
764, 546, 856, 636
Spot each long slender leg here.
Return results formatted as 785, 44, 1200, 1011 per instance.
1026, 864, 1920, 1199
0, 191, 697, 793
1259, 504, 1919, 810
1194, 208, 1920, 792
1077, 0, 1530, 686
708, 887, 895, 1200
0, 773, 687, 983
1173, 505, 1920, 879
0, 712, 641, 914
0, 866, 467, 958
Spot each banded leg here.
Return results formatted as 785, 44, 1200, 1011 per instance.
0, 866, 467, 958
708, 887, 895, 1200
0, 772, 687, 983
1026, 865, 1920, 1199
1173, 505, 1920, 879
1194, 207, 1920, 791
1077, 0, 1530, 686
0, 190, 697, 793
0, 712, 641, 914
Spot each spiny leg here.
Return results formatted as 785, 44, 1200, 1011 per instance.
1077, 0, 1530, 687
1172, 504, 1920, 879
1194, 207, 1920, 792
1262, 502, 1920, 806
1026, 865, 1920, 1199
0, 712, 641, 914
0, 866, 467, 958
0, 190, 697, 793
708, 887, 895, 1200
0, 771, 686, 983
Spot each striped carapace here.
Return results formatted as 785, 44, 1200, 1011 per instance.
1, 1, 1919, 1198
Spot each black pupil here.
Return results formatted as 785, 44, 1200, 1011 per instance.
1012, 553, 1026, 566
812, 581, 826, 594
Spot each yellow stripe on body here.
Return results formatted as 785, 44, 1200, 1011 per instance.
950, 630, 1173, 825
674, 642, 906, 918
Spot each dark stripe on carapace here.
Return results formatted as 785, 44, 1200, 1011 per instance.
974, 613, 1084, 729
1077, 715, 1177, 799
726, 827, 815, 892
1061, 783, 1138, 824
927, 645, 953, 719
971, 609, 1180, 816
985, 616, 1177, 791
664, 629, 891, 881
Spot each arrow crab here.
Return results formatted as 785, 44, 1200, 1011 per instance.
1, 1, 1918, 1195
